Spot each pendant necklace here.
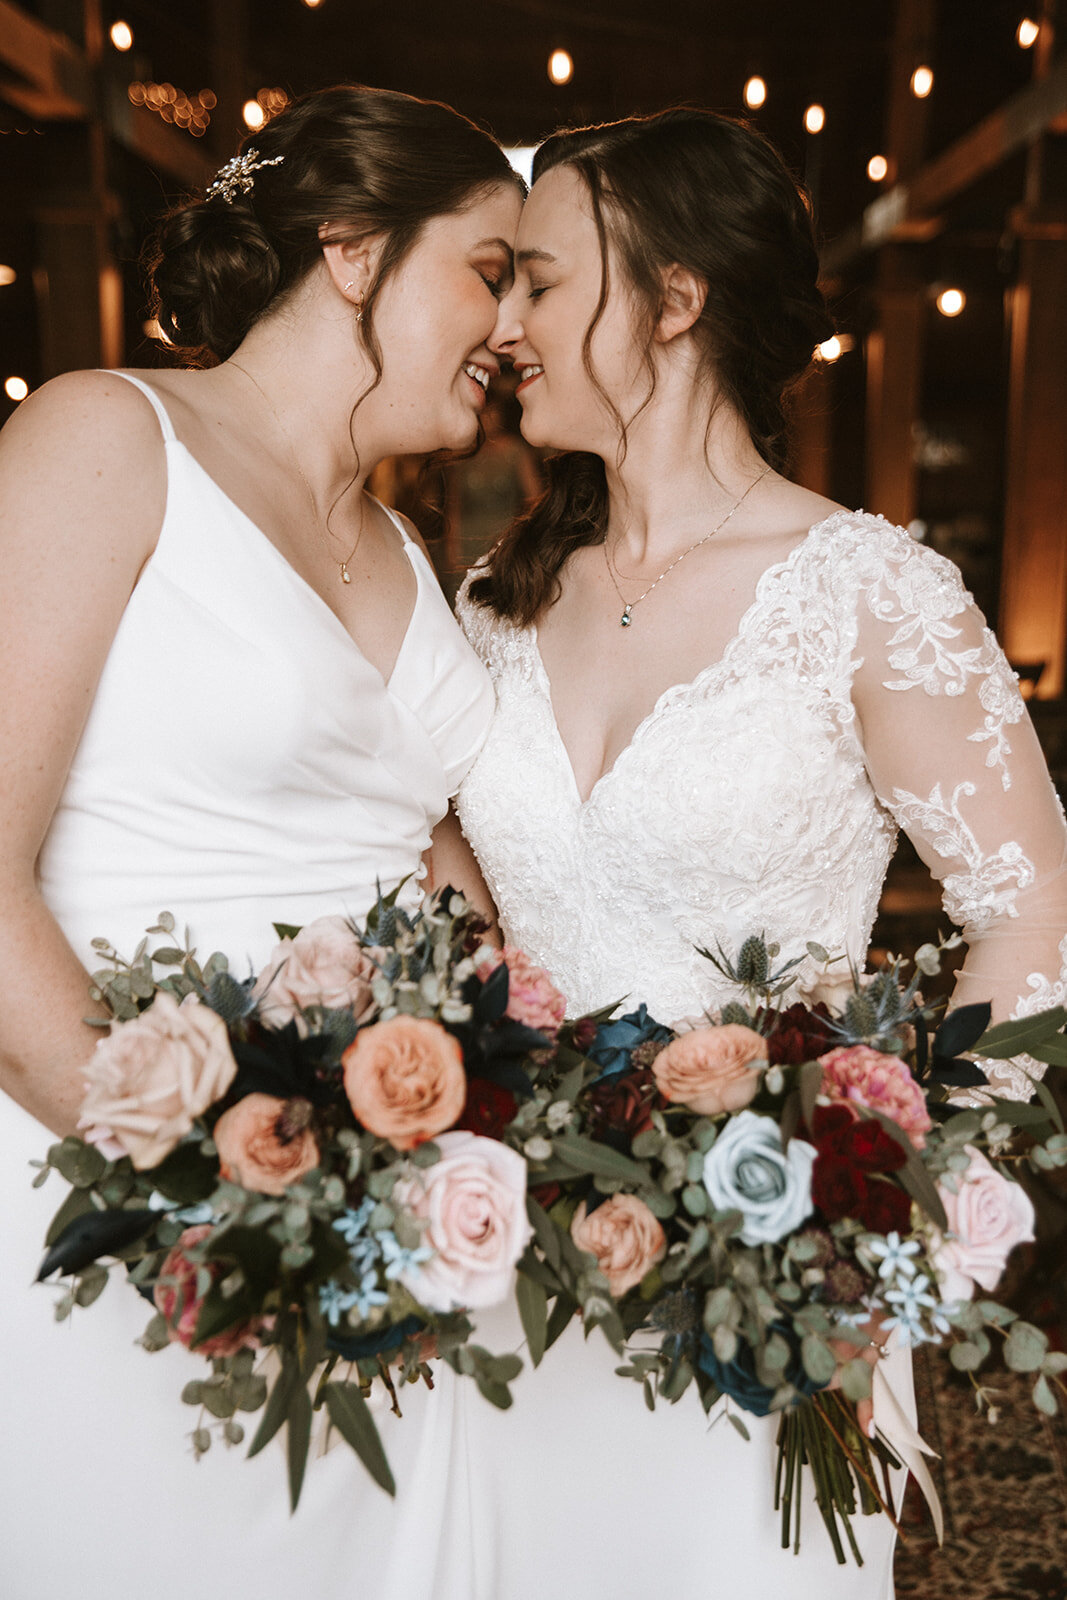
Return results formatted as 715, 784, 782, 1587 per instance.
229, 360, 362, 584
604, 465, 772, 627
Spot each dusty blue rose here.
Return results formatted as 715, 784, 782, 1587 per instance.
697, 1325, 828, 1417
589, 1005, 673, 1081
702, 1110, 815, 1246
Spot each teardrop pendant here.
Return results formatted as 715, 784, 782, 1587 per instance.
340, 564, 351, 585
620, 606, 632, 627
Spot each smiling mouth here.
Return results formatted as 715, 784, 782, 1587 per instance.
463, 361, 491, 395
516, 364, 544, 394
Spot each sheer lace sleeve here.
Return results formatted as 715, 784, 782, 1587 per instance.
848, 524, 1067, 1100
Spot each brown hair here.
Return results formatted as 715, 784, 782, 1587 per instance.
468, 107, 835, 625
145, 83, 521, 371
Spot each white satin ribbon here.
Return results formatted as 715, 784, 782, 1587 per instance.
872, 1356, 944, 1544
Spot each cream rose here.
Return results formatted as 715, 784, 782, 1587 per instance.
213, 1093, 320, 1195
79, 992, 237, 1170
342, 1016, 467, 1150
253, 916, 378, 1032
393, 1131, 532, 1311
652, 1024, 767, 1115
570, 1193, 667, 1297
931, 1147, 1036, 1303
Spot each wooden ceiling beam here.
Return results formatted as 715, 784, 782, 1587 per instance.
823, 52, 1067, 274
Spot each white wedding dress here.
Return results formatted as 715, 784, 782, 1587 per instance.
453, 511, 1067, 1599
0, 372, 496, 1600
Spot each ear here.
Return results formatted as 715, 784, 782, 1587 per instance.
318, 225, 378, 305
654, 264, 707, 344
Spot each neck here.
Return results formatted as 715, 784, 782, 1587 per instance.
600, 367, 772, 567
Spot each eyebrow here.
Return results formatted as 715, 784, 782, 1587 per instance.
471, 237, 513, 254
517, 248, 557, 265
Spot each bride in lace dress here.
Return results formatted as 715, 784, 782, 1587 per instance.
0, 87, 522, 1600
455, 109, 1067, 1598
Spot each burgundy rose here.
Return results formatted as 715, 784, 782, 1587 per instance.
585, 1067, 664, 1141
453, 1079, 518, 1141
761, 1002, 835, 1067
860, 1177, 913, 1236
530, 1181, 562, 1210
810, 1106, 906, 1174
812, 1157, 869, 1222
570, 1018, 599, 1054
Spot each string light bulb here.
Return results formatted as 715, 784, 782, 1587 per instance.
1017, 17, 1039, 47
816, 336, 842, 364
5, 377, 28, 402
0, 265, 16, 286
242, 99, 266, 130
109, 20, 133, 51
744, 76, 766, 109
548, 49, 573, 85
911, 65, 934, 98
804, 104, 825, 135
936, 287, 965, 317
867, 154, 889, 182
302, 0, 324, 7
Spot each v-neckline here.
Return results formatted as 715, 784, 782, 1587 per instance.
171, 442, 422, 692
530, 510, 848, 808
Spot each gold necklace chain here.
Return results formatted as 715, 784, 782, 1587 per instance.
229, 360, 362, 584
604, 465, 772, 627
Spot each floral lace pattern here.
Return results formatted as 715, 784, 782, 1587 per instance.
457, 512, 1067, 1100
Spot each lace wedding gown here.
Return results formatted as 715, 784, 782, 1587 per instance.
0, 372, 495, 1600
454, 510, 1067, 1599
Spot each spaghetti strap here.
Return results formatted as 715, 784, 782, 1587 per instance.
99, 370, 178, 444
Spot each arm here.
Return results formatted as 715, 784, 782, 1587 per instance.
0, 372, 165, 1132
424, 805, 501, 943
850, 532, 1067, 1099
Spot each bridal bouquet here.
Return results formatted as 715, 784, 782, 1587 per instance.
33, 888, 566, 1508
508, 936, 1067, 1564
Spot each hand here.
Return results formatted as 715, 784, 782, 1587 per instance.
827, 1312, 891, 1440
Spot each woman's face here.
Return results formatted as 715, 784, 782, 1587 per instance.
368, 180, 522, 454
489, 165, 643, 454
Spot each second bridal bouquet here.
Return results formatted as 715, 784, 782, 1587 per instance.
32, 888, 567, 1508
508, 936, 1067, 1564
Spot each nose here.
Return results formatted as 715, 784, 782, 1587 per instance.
488, 283, 525, 360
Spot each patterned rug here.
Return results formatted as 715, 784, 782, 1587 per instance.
893, 1345, 1067, 1599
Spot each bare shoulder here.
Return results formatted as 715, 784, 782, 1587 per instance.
0, 370, 167, 569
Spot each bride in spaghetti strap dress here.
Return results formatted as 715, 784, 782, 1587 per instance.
449, 112, 1067, 1599
0, 87, 523, 1600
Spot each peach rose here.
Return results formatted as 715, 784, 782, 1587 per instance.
571, 1194, 667, 1297
213, 1093, 320, 1195
652, 1024, 767, 1115
477, 946, 567, 1038
393, 1131, 533, 1311
253, 915, 379, 1033
342, 1016, 466, 1150
931, 1147, 1036, 1303
79, 992, 237, 1170
154, 1225, 263, 1357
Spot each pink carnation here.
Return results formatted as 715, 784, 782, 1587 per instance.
479, 946, 567, 1038
817, 1045, 933, 1150
153, 1225, 265, 1358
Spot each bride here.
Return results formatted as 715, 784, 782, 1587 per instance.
0, 85, 520, 1599
455, 108, 1067, 1597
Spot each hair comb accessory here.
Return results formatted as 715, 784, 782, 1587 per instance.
205, 149, 285, 205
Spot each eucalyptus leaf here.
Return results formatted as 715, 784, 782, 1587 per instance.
1032, 1373, 1058, 1417
247, 1360, 300, 1459
515, 1271, 548, 1367
800, 1333, 837, 1386
839, 1358, 874, 1402
973, 1006, 1066, 1059
1004, 1320, 1049, 1373
286, 1380, 313, 1512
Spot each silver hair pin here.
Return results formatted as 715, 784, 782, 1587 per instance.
205, 149, 285, 205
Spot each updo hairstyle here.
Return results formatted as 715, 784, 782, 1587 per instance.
469, 107, 836, 625
146, 84, 520, 368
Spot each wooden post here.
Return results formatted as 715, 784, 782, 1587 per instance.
864, 246, 925, 527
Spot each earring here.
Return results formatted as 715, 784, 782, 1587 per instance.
353, 290, 364, 325
343, 280, 354, 293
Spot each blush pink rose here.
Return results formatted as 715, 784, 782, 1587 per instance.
342, 1016, 467, 1150
393, 1130, 532, 1311
213, 1093, 320, 1195
817, 1045, 933, 1150
253, 916, 379, 1033
79, 992, 237, 1170
571, 1194, 667, 1297
154, 1225, 264, 1357
931, 1147, 1036, 1303
478, 946, 567, 1038
652, 1024, 767, 1115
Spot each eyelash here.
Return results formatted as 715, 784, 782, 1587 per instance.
479, 273, 505, 298
527, 285, 549, 301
